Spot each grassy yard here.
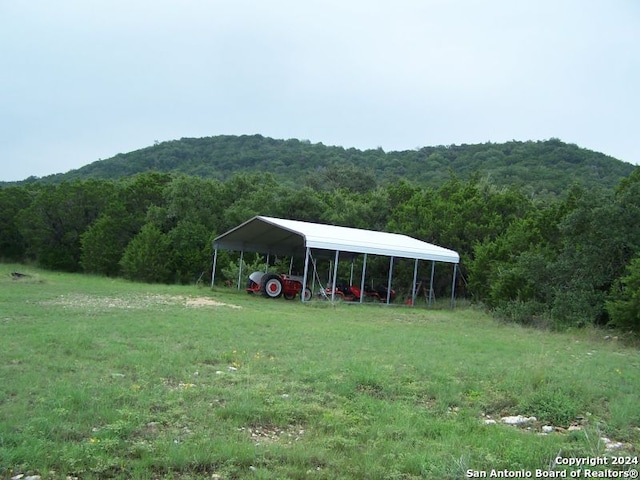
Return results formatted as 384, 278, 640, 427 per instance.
0, 265, 638, 479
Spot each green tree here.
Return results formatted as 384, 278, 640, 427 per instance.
119, 172, 173, 222
320, 188, 390, 231
80, 206, 135, 276
218, 173, 282, 230
472, 171, 640, 330
119, 223, 172, 283
389, 174, 532, 263
549, 182, 640, 327
270, 186, 328, 223
18, 181, 114, 271
167, 220, 212, 284
606, 255, 640, 331
0, 186, 31, 261
469, 214, 553, 306
163, 175, 224, 231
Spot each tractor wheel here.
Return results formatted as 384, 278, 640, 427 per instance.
302, 288, 312, 302
284, 291, 296, 300
262, 274, 283, 298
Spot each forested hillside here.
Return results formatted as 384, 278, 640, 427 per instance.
2, 165, 640, 335
8, 135, 634, 197
2, 134, 639, 334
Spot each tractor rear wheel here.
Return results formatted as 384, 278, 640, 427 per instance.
262, 274, 283, 298
302, 288, 312, 301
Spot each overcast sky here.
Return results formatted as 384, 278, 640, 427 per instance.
1, 1, 638, 181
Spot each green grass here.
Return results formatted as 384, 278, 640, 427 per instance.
1, 265, 639, 479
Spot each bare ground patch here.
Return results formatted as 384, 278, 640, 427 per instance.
239, 424, 306, 446
185, 297, 242, 309
39, 293, 241, 311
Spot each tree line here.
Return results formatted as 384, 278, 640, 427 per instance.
1, 168, 639, 333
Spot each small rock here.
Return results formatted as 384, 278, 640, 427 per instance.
228, 366, 238, 372
11, 475, 24, 480
601, 437, 626, 451
542, 425, 554, 433
215, 370, 223, 375
281, 394, 290, 399
484, 419, 497, 425
25, 476, 41, 480
111, 373, 125, 378
501, 415, 537, 425
249, 466, 257, 472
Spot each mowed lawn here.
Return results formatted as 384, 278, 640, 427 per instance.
1, 265, 638, 479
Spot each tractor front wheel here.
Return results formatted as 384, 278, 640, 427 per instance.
262, 274, 283, 298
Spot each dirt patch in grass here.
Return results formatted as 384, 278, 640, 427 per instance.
185, 297, 242, 309
39, 293, 241, 311
240, 424, 306, 445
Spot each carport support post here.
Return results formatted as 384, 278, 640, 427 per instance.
301, 247, 311, 302
349, 258, 354, 285
331, 250, 340, 302
411, 258, 419, 306
386, 256, 394, 305
451, 263, 458, 308
237, 250, 244, 290
359, 253, 367, 304
429, 261, 436, 306
211, 247, 218, 288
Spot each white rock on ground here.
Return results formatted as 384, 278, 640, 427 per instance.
501, 415, 537, 425
601, 437, 626, 450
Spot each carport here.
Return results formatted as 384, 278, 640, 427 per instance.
211, 216, 460, 305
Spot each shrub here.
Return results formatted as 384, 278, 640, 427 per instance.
119, 223, 172, 283
519, 388, 581, 426
494, 300, 552, 329
606, 256, 640, 333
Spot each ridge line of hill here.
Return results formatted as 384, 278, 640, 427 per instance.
3, 134, 635, 197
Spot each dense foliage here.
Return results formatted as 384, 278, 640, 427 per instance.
2, 164, 639, 334
4, 135, 634, 198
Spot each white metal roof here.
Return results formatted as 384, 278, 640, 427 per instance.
214, 216, 460, 264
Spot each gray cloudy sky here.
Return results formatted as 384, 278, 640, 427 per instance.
1, 1, 638, 181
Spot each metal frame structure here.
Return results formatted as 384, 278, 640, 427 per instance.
211, 216, 460, 306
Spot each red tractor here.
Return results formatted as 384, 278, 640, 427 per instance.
325, 282, 396, 302
246, 271, 312, 301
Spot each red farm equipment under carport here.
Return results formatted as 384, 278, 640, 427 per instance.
246, 271, 312, 301
324, 282, 397, 303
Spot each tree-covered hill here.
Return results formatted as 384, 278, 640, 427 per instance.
7, 134, 635, 197
2, 139, 639, 334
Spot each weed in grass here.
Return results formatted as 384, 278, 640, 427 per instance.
519, 387, 582, 426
